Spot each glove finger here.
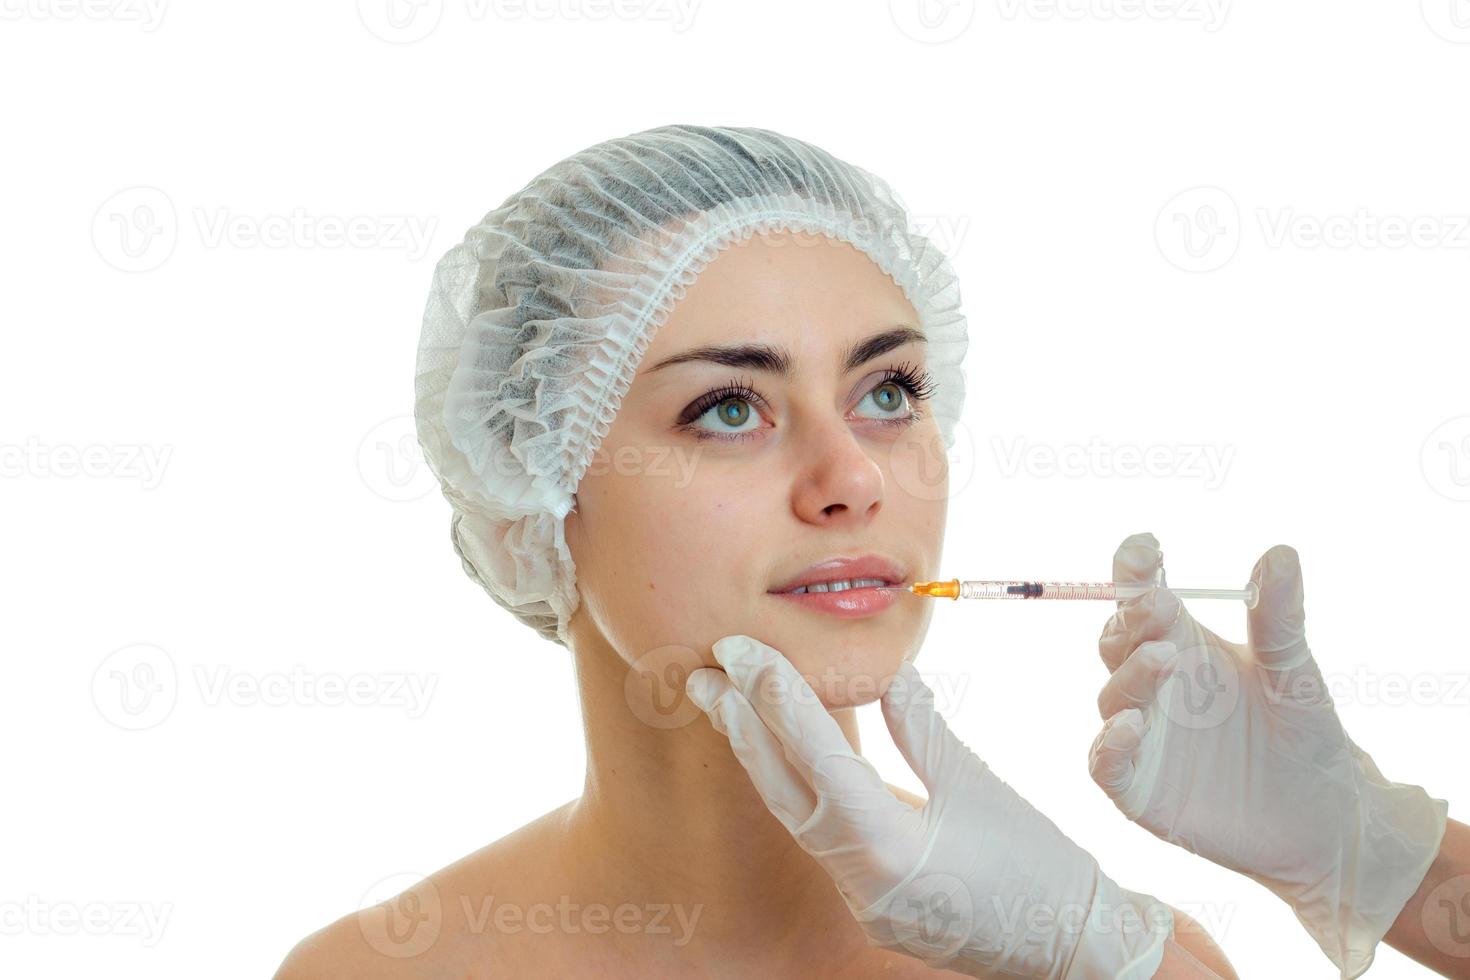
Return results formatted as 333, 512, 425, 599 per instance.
711, 634, 887, 802
880, 661, 974, 799
1099, 532, 1156, 670
1246, 544, 1312, 671
1096, 640, 1179, 720
686, 667, 816, 835
1112, 532, 1164, 602
1089, 708, 1146, 801
1098, 587, 1182, 673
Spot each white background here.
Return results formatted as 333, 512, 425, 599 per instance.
2, 1, 1468, 977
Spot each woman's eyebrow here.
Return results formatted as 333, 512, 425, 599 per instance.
642, 325, 926, 377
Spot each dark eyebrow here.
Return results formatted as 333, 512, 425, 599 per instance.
642, 325, 926, 377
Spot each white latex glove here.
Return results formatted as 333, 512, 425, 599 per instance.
686, 634, 1174, 979
1088, 533, 1449, 980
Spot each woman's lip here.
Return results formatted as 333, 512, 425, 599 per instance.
767, 584, 902, 618
769, 555, 907, 593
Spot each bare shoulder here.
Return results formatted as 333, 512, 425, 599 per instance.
272, 801, 577, 980
271, 905, 397, 980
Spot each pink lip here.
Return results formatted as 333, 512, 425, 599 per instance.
770, 555, 907, 593
769, 586, 903, 618
767, 555, 908, 619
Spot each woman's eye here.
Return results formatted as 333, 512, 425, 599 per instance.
681, 373, 923, 442
694, 397, 761, 436
853, 380, 912, 420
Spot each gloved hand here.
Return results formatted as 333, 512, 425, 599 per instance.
686, 634, 1174, 979
1088, 533, 1449, 980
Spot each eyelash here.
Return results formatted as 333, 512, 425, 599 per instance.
676, 361, 939, 443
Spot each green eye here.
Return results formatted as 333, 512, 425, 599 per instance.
855, 381, 909, 419
692, 396, 760, 438
678, 364, 936, 444
713, 400, 751, 426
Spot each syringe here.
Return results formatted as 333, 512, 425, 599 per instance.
878, 578, 1259, 608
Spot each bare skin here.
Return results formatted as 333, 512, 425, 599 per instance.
274, 230, 1233, 978
1384, 817, 1470, 978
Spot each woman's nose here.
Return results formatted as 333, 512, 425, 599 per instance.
789, 420, 885, 526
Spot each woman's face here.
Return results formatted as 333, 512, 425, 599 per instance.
564, 229, 949, 708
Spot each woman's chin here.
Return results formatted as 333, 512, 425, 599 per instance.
686, 621, 918, 709
786, 651, 909, 711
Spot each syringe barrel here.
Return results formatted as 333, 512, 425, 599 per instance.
951, 579, 1259, 606
958, 580, 1119, 600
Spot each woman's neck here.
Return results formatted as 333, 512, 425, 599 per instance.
561, 631, 869, 963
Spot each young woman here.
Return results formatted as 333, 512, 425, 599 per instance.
275, 124, 1236, 978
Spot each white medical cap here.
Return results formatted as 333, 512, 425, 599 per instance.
414, 123, 970, 649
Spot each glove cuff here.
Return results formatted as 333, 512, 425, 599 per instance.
850, 844, 1174, 980
1289, 740, 1449, 979
1058, 880, 1174, 980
